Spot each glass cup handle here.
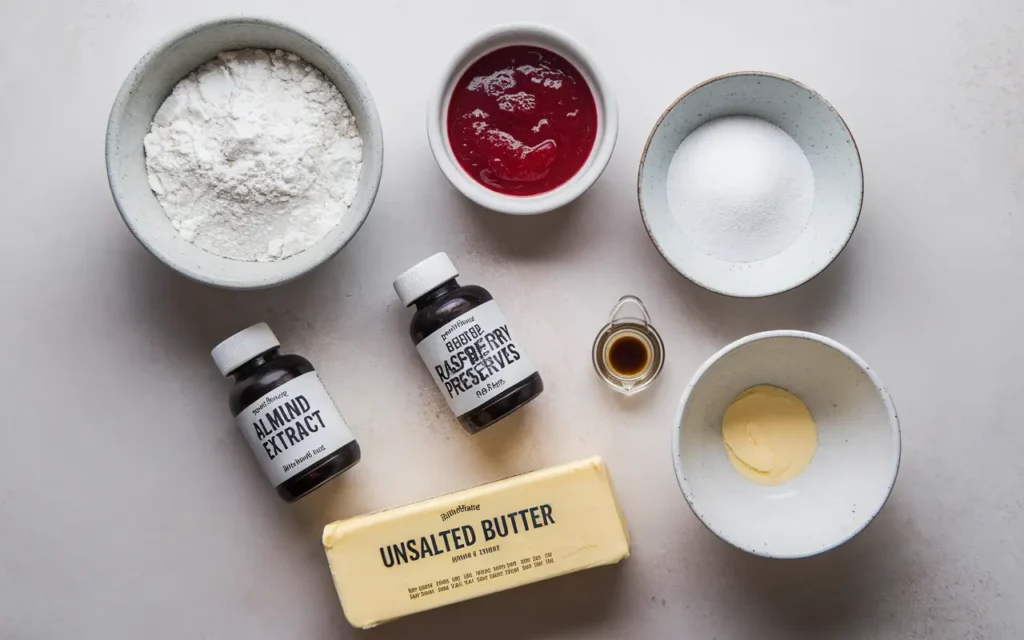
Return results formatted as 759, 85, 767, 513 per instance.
608, 295, 651, 327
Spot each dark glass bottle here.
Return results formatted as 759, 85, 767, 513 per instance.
395, 253, 544, 433
213, 323, 361, 502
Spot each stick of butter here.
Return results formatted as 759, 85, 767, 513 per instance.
322, 456, 630, 628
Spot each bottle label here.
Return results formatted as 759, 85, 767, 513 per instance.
236, 372, 355, 486
416, 300, 539, 417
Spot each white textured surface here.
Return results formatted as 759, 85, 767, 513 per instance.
1, 0, 1022, 638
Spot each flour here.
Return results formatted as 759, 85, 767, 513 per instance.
666, 116, 814, 263
143, 49, 362, 262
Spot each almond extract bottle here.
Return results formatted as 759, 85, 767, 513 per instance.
394, 253, 544, 433
211, 323, 360, 502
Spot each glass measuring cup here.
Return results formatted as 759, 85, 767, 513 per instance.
592, 295, 665, 395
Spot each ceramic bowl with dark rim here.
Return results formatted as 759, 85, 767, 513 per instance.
673, 331, 901, 558
639, 72, 862, 297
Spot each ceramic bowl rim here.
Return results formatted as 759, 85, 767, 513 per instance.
671, 329, 902, 559
426, 22, 618, 215
105, 15, 384, 289
637, 70, 865, 298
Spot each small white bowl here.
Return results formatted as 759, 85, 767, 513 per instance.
673, 331, 900, 559
106, 17, 383, 289
639, 72, 863, 297
426, 23, 618, 215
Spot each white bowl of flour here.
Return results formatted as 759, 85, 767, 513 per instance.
639, 72, 863, 297
107, 17, 383, 289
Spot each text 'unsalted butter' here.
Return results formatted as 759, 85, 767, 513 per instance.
322, 456, 630, 628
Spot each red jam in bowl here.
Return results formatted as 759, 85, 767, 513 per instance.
446, 45, 598, 196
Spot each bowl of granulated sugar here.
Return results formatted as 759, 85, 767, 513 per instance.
107, 17, 383, 289
638, 72, 862, 297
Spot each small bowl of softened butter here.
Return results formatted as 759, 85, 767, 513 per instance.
673, 330, 900, 559
107, 17, 383, 289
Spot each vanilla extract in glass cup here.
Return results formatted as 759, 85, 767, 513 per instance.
592, 295, 664, 395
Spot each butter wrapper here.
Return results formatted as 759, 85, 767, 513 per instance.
322, 456, 630, 628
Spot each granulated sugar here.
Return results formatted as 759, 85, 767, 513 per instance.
144, 49, 362, 262
666, 116, 814, 263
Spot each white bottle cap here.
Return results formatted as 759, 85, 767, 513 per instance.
393, 252, 460, 306
211, 322, 281, 376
